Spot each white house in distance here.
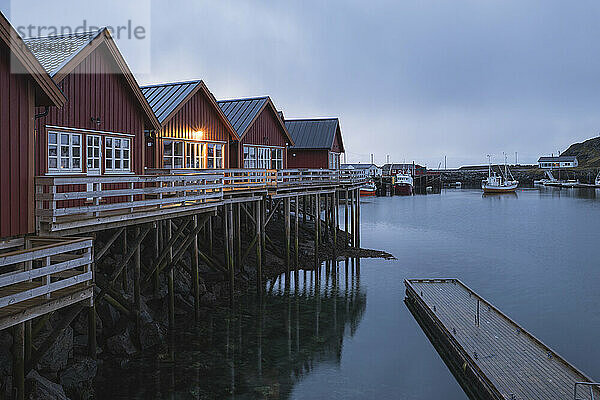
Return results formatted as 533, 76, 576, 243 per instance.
342, 163, 382, 177
538, 156, 578, 169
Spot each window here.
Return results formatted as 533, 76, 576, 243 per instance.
86, 135, 101, 173
207, 143, 224, 169
163, 140, 183, 169
105, 137, 131, 172
243, 146, 256, 169
186, 142, 204, 168
271, 148, 283, 169
328, 152, 340, 169
257, 148, 270, 169
48, 131, 82, 173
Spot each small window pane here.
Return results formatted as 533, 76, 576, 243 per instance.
115, 160, 121, 169
115, 138, 121, 148
106, 137, 112, 147
61, 146, 69, 157
61, 134, 69, 144
123, 139, 129, 149
49, 158, 57, 168
73, 158, 80, 168
49, 146, 57, 157
72, 135, 80, 145
72, 147, 80, 158
49, 133, 57, 144
61, 158, 69, 168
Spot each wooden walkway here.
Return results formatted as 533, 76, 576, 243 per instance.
405, 279, 600, 400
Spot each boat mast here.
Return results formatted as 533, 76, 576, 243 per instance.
487, 154, 491, 177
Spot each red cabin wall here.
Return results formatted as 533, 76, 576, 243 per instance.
153, 89, 233, 169
287, 149, 329, 169
35, 44, 147, 176
0, 42, 35, 238
232, 106, 289, 168
332, 126, 343, 153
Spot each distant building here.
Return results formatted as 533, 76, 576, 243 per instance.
382, 163, 426, 176
537, 156, 578, 169
342, 163, 382, 177
285, 118, 344, 169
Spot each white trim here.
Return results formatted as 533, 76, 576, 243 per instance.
47, 130, 83, 174
156, 136, 226, 144
46, 125, 136, 137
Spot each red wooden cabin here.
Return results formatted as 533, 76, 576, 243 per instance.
217, 96, 293, 169
285, 118, 345, 169
25, 29, 159, 179
0, 12, 67, 239
141, 80, 238, 170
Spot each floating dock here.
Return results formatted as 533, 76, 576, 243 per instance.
405, 279, 599, 400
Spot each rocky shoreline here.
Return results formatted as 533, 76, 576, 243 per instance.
1, 208, 392, 400
439, 167, 599, 186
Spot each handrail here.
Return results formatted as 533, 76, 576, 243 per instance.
0, 237, 93, 310
574, 382, 600, 400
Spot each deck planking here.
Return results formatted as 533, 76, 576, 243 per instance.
406, 279, 599, 400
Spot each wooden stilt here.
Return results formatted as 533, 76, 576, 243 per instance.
122, 227, 128, 290
192, 215, 200, 322
314, 194, 320, 269
167, 220, 175, 331
88, 304, 97, 359
255, 200, 262, 294
227, 204, 235, 305
235, 203, 242, 272
13, 322, 24, 400
154, 223, 160, 296
295, 195, 299, 269
208, 215, 213, 257
261, 198, 266, 262
356, 189, 361, 248
334, 191, 339, 250
134, 226, 141, 344
24, 321, 31, 366
350, 189, 355, 248
285, 197, 291, 273
302, 196, 307, 224
344, 189, 349, 248
324, 193, 330, 243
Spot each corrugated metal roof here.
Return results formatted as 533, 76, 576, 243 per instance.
538, 156, 577, 162
23, 30, 102, 76
141, 80, 202, 124
217, 97, 268, 137
285, 118, 339, 149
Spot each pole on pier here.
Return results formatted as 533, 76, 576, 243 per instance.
261, 198, 267, 262
295, 195, 299, 269
154, 223, 160, 296
285, 197, 291, 273
13, 322, 24, 400
334, 191, 339, 250
167, 220, 175, 331
192, 215, 200, 322
345, 189, 349, 248
134, 226, 141, 344
302, 196, 307, 224
227, 204, 235, 305
255, 200, 263, 294
208, 215, 213, 257
356, 189, 361, 248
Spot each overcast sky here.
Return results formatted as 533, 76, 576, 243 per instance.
3, 0, 600, 167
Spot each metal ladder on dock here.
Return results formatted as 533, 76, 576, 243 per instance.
574, 382, 600, 400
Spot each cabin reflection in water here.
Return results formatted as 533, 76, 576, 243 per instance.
98, 258, 366, 399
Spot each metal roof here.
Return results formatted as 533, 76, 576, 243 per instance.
538, 156, 577, 162
217, 97, 268, 138
343, 163, 378, 170
285, 118, 339, 149
141, 80, 202, 124
23, 30, 102, 76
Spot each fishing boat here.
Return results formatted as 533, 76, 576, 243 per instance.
595, 171, 600, 187
394, 172, 414, 195
481, 154, 518, 194
360, 181, 377, 196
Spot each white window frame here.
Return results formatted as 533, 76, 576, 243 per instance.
271, 147, 283, 169
86, 135, 102, 174
206, 143, 224, 169
243, 146, 256, 169
48, 131, 82, 174
163, 140, 184, 169
105, 136, 132, 173
185, 142, 205, 169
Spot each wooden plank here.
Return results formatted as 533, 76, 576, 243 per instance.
405, 279, 600, 400
0, 238, 91, 267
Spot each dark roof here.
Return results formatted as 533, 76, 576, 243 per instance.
23, 30, 102, 76
141, 80, 201, 124
383, 163, 425, 170
285, 118, 339, 150
538, 156, 577, 162
217, 96, 268, 138
0, 11, 66, 107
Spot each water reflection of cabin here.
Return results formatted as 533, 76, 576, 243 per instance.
141, 80, 239, 170
217, 96, 293, 169
27, 29, 160, 178
284, 118, 345, 169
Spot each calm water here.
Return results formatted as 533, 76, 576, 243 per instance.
101, 187, 600, 399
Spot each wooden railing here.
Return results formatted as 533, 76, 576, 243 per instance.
0, 237, 93, 330
35, 173, 223, 233
338, 168, 368, 185
147, 168, 276, 192
276, 169, 338, 187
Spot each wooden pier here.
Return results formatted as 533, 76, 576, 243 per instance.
405, 279, 600, 400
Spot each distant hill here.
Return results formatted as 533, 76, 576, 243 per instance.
561, 136, 600, 167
